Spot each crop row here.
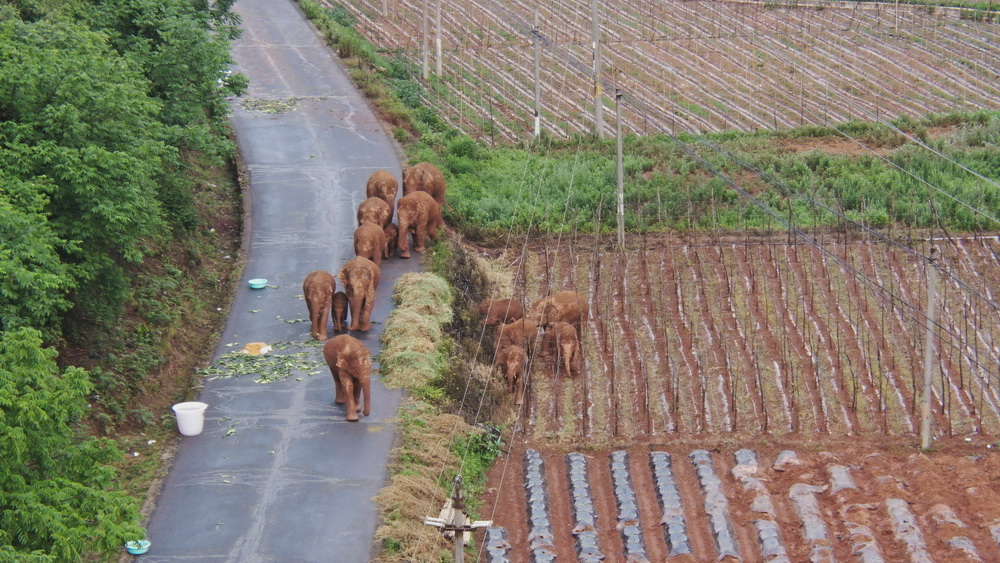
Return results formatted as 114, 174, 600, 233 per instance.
485, 446, 1000, 560
333, 0, 1000, 141
511, 234, 999, 442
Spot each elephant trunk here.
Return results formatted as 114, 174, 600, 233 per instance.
362, 377, 371, 417
561, 344, 575, 376
348, 289, 364, 331
397, 217, 411, 258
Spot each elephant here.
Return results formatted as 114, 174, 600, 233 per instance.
332, 291, 348, 334
338, 256, 380, 332
366, 169, 398, 224
494, 318, 539, 358
496, 344, 528, 406
353, 222, 385, 268
396, 190, 443, 259
477, 298, 524, 326
383, 223, 398, 259
542, 321, 582, 377
303, 270, 336, 341
323, 334, 372, 421
402, 161, 446, 205
357, 196, 391, 228
529, 290, 590, 340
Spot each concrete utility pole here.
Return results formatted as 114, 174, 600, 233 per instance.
591, 0, 603, 138
533, 8, 541, 138
434, 0, 443, 76
920, 245, 940, 450
423, 476, 492, 563
615, 86, 624, 247
421, 0, 429, 79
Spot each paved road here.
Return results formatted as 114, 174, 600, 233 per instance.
142, 0, 419, 560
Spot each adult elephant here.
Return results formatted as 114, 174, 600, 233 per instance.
338, 256, 380, 332
366, 170, 398, 224
396, 190, 443, 259
494, 318, 539, 358
496, 344, 528, 406
353, 223, 386, 268
401, 161, 446, 205
303, 270, 335, 341
357, 196, 391, 228
477, 298, 524, 326
323, 334, 372, 421
529, 290, 590, 339
543, 321, 582, 377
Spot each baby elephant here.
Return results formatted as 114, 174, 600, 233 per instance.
477, 298, 524, 326
383, 223, 398, 259
496, 344, 528, 406
332, 291, 348, 334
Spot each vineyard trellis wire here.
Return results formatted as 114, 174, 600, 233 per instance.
324, 0, 999, 439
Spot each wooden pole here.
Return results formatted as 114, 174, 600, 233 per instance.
920, 246, 939, 450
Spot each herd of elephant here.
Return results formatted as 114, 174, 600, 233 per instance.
479, 291, 590, 407
301, 161, 591, 420
303, 162, 445, 421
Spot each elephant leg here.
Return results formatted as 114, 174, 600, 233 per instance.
360, 290, 375, 332
342, 376, 359, 421
561, 344, 575, 377
333, 367, 346, 405
414, 223, 427, 252
352, 379, 362, 415
540, 330, 554, 359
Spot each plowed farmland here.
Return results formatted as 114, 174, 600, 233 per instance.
497, 234, 999, 442
471, 233, 999, 561
332, 0, 1000, 141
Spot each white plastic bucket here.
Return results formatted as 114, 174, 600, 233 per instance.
172, 402, 209, 436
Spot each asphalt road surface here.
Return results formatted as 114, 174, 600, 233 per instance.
141, 0, 420, 560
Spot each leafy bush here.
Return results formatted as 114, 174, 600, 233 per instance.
0, 328, 145, 559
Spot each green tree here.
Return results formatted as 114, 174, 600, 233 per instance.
0, 19, 171, 331
0, 328, 145, 559
0, 173, 75, 335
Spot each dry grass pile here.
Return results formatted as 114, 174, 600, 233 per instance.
373, 400, 475, 562
378, 273, 452, 390
467, 249, 516, 299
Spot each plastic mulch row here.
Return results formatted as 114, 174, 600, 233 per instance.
610, 451, 649, 562
565, 452, 605, 562
524, 449, 556, 563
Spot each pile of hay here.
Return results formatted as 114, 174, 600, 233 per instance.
373, 400, 475, 562
378, 273, 452, 390
374, 272, 476, 561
